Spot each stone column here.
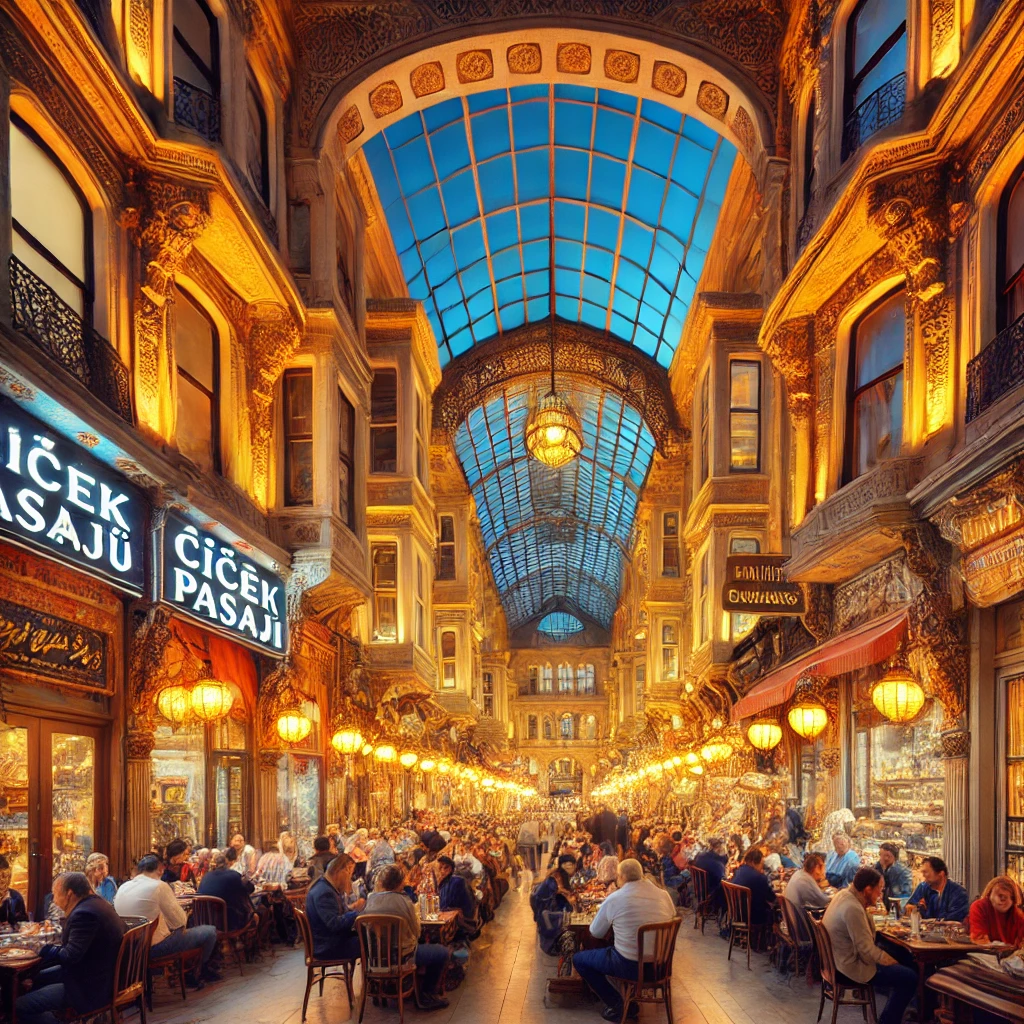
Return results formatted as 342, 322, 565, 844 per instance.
126, 727, 155, 865
941, 730, 970, 885
257, 749, 280, 851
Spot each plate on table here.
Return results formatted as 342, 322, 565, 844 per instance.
0, 948, 37, 962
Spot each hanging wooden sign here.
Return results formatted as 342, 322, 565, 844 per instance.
721, 554, 805, 614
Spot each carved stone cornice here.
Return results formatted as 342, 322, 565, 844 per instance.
127, 603, 175, 718
762, 317, 813, 419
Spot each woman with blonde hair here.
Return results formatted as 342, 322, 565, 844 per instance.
969, 875, 1024, 947
255, 831, 298, 887
85, 853, 117, 902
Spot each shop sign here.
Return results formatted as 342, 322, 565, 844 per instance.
0, 596, 109, 692
161, 512, 288, 655
722, 554, 805, 614
0, 397, 145, 593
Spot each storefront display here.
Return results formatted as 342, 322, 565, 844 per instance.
1006, 674, 1024, 885
275, 701, 323, 860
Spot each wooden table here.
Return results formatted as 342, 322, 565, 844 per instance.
420, 910, 459, 945
928, 961, 1024, 1023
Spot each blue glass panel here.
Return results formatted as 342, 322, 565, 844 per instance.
554, 149, 589, 200
423, 97, 463, 132
500, 301, 525, 330
522, 249, 548, 278
635, 121, 676, 175
584, 247, 614, 281
582, 274, 611, 306
441, 170, 479, 225
407, 186, 445, 237
485, 209, 518, 251
430, 121, 471, 180
590, 156, 626, 209
461, 263, 491, 297
626, 168, 666, 223
593, 108, 633, 159
580, 301, 606, 329
555, 102, 594, 149
554, 83, 595, 102
392, 136, 434, 195
519, 202, 548, 240
449, 327, 474, 357
424, 246, 456, 285
383, 112, 423, 148
554, 200, 585, 241
496, 277, 522, 306
468, 88, 508, 113
527, 296, 549, 321
537, 612, 584, 639
515, 150, 549, 203
467, 288, 493, 320
555, 239, 583, 269
452, 222, 486, 270
597, 89, 638, 114
491, 247, 522, 280
471, 108, 512, 160
615, 258, 647, 299
555, 295, 578, 320
477, 156, 515, 213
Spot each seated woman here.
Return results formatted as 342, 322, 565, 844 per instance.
84, 853, 117, 903
596, 842, 619, 887
969, 875, 1024, 947
531, 853, 578, 957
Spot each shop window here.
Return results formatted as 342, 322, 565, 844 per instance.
560, 713, 574, 740
729, 360, 761, 471
338, 388, 355, 529
662, 511, 680, 577
1005, 674, 1024, 884
699, 370, 710, 483
371, 543, 397, 642
437, 515, 456, 580
441, 630, 457, 688
541, 664, 553, 693
698, 547, 710, 646
370, 369, 398, 473
415, 387, 428, 487
245, 72, 270, 205
999, 163, 1024, 331
9, 115, 92, 320
172, 0, 220, 140
276, 752, 321, 862
151, 721, 206, 851
558, 663, 573, 693
528, 666, 539, 695
846, 289, 905, 481
661, 621, 679, 680
415, 557, 427, 649
730, 536, 761, 641
543, 717, 552, 740
281, 367, 313, 504
527, 715, 537, 740
174, 286, 220, 474
482, 672, 494, 717
843, 0, 906, 158
635, 663, 645, 710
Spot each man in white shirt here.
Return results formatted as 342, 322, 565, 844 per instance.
572, 859, 676, 1022
114, 855, 219, 983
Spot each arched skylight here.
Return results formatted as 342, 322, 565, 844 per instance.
363, 85, 736, 368
537, 612, 585, 642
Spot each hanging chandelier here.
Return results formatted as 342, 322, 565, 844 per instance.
331, 727, 364, 754
277, 708, 312, 744
700, 737, 734, 763
190, 670, 234, 722
399, 750, 419, 769
747, 719, 783, 751
524, 324, 582, 468
871, 666, 925, 723
156, 685, 191, 725
788, 701, 829, 740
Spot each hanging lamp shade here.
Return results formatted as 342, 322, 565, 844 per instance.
525, 394, 583, 469
373, 744, 397, 763
436, 759, 453, 775
157, 685, 191, 725
700, 738, 734, 763
361, 742, 374, 757
277, 709, 312, 744
871, 669, 926, 723
747, 719, 783, 751
419, 758, 437, 773
190, 679, 234, 721
398, 750, 419, 769
331, 727, 364, 754
788, 702, 829, 740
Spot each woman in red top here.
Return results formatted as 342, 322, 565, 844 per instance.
969, 875, 1024, 946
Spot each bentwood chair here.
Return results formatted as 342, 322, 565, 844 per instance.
67, 919, 155, 1024
609, 918, 682, 1024
294, 905, 357, 1021
808, 916, 878, 1024
356, 914, 419, 1024
189, 894, 258, 975
721, 881, 754, 970
774, 896, 813, 980
688, 866, 715, 933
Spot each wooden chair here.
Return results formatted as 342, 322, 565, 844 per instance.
609, 918, 682, 1024
721, 881, 754, 970
147, 938, 203, 1009
65, 919, 155, 1024
294, 905, 357, 1021
808, 916, 878, 1024
688, 865, 715, 934
189, 894, 257, 975
774, 896, 813, 980
356, 914, 419, 1024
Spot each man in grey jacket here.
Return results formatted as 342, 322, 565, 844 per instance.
822, 868, 917, 1024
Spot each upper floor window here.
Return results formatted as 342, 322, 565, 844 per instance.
415, 557, 427, 649
730, 536, 760, 641
440, 630, 456, 688
559, 713, 575, 740
370, 369, 398, 473
174, 287, 219, 474
661, 621, 679, 680
371, 543, 397, 642
437, 515, 456, 580
699, 370, 710, 484
802, 92, 817, 216
173, 0, 220, 141
540, 664, 553, 693
576, 664, 595, 695
10, 116, 92, 320
543, 717, 553, 740
245, 73, 270, 206
843, 0, 906, 158
282, 368, 313, 505
527, 715, 537, 741
415, 387, 429, 487
999, 164, 1024, 331
482, 672, 494, 717
662, 512, 680, 577
635, 663, 645, 710
729, 360, 761, 471
698, 548, 710, 646
583, 714, 597, 741
528, 666, 539, 694
846, 290, 905, 481
336, 206, 356, 316
338, 389, 355, 529
557, 663, 573, 693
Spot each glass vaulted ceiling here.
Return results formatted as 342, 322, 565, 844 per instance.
537, 612, 585, 642
363, 84, 736, 368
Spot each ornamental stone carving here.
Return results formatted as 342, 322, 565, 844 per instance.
697, 81, 729, 120
369, 80, 403, 118
730, 107, 756, 154
651, 60, 686, 97
456, 49, 493, 83
507, 43, 541, 75
410, 61, 445, 96
338, 105, 364, 144
604, 49, 640, 83
127, 603, 175, 717
557, 42, 591, 74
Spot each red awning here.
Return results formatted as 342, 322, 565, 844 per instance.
730, 608, 909, 722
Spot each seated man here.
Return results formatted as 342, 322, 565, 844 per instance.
0, 855, 28, 926
874, 843, 913, 900
362, 863, 450, 1011
115, 855, 219, 983
692, 837, 729, 914
305, 853, 364, 962
307, 837, 334, 882
825, 833, 861, 890
907, 856, 970, 924
823, 868, 916, 1024
573, 858, 676, 1022
730, 847, 776, 930
198, 851, 257, 932
16, 872, 125, 1024
437, 855, 479, 937
783, 852, 831, 944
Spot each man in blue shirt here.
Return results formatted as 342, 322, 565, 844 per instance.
874, 843, 913, 899
825, 833, 861, 889
907, 856, 970, 923
437, 856, 479, 937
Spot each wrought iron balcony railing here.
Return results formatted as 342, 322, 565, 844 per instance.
842, 73, 907, 160
9, 256, 134, 424
173, 77, 221, 142
966, 314, 1024, 422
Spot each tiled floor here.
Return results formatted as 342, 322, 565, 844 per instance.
149, 879, 828, 1024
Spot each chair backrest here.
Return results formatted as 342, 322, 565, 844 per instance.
722, 881, 751, 927
689, 865, 709, 905
112, 919, 157, 1010
635, 918, 681, 982
809, 916, 838, 987
189, 894, 228, 932
779, 895, 808, 944
118, 915, 150, 931
293, 904, 316, 966
357, 914, 407, 976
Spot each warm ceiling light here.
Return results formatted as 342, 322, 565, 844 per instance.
871, 669, 926, 723
331, 728, 364, 754
419, 758, 436, 772
399, 750, 419, 769
689, 764, 705, 776
190, 679, 234, 721
277, 709, 312, 744
700, 738, 733, 763
684, 751, 700, 766
525, 377, 583, 471
157, 685, 191, 725
481, 776, 496, 788
374, 744, 397, 762
436, 759, 452, 774
361, 742, 374, 757
662, 759, 674, 771
788, 702, 829, 740
671, 756, 682, 766
747, 719, 783, 751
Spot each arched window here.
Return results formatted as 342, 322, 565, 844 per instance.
543, 717, 552, 740
528, 666, 539, 694
558, 663, 573, 693
999, 164, 1024, 331
540, 665, 553, 693
527, 715, 537, 741
245, 72, 270, 205
576, 665, 595, 695
440, 631, 457, 688
9, 115, 92, 321
846, 289, 905, 480
173, 0, 220, 141
584, 714, 597, 741
843, 0, 907, 158
559, 713, 574, 740
174, 286, 219, 474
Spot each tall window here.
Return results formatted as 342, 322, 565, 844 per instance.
543, 717, 552, 740
802, 93, 817, 215
662, 511, 680, 577
437, 515, 456, 580
336, 207, 355, 316
699, 547, 710, 645
541, 665, 553, 693
558, 663, 572, 693
730, 360, 761, 471
730, 536, 761, 641
559, 714, 575, 740
999, 164, 1024, 330
415, 388, 428, 487
282, 368, 313, 504
10, 116, 91, 319
528, 666, 539, 695
584, 714, 597, 741
440, 631, 456, 688
371, 544, 397, 642
847, 290, 905, 480
661, 621, 679, 680
635, 663, 646, 710
245, 73, 269, 205
482, 672, 494, 717
370, 370, 398, 473
173, 0, 219, 138
415, 557, 426, 649
576, 664, 595, 695
699, 370, 710, 483
174, 287, 219, 474
338, 389, 355, 529
527, 716, 537, 741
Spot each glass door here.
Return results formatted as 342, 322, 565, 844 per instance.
1005, 674, 1024, 884
211, 755, 246, 849
0, 724, 33, 904
47, 727, 100, 878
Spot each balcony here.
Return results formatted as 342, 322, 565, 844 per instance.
967, 315, 1024, 423
173, 78, 221, 142
517, 685, 600, 699
9, 256, 133, 423
842, 73, 906, 160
